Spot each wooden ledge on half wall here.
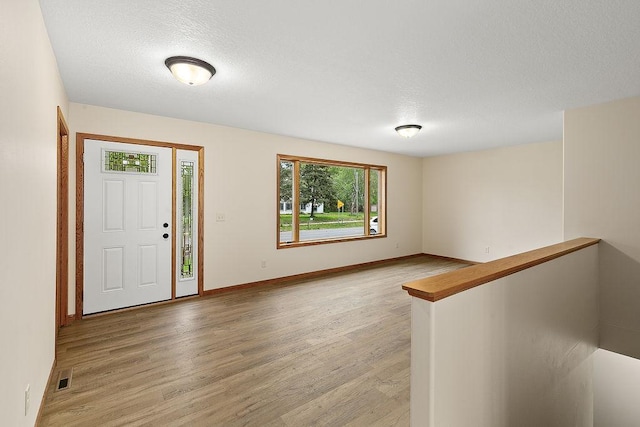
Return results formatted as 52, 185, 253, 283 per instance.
402, 237, 601, 302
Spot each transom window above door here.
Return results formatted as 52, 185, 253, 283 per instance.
103, 150, 157, 174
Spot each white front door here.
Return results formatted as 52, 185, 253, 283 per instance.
84, 140, 172, 314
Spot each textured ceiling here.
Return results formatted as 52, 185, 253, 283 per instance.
40, 0, 640, 157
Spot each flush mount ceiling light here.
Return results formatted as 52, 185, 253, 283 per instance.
165, 56, 216, 86
395, 124, 422, 138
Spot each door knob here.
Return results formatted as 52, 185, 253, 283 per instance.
163, 233, 169, 239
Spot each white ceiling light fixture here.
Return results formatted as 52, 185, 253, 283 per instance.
165, 56, 216, 86
395, 124, 422, 138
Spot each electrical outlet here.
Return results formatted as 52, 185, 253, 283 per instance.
25, 384, 30, 416
485, 246, 490, 254
261, 260, 267, 268
216, 212, 225, 222
396, 243, 400, 249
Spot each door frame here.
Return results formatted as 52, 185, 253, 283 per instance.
56, 107, 69, 333
75, 133, 205, 319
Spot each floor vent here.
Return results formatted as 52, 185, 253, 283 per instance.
55, 368, 73, 391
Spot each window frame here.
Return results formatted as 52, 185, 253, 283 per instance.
277, 154, 387, 249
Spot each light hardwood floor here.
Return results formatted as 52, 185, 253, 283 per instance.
40, 256, 468, 426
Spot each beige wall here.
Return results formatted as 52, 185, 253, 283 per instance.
68, 103, 424, 313
594, 349, 640, 426
422, 141, 563, 262
564, 96, 640, 425
0, 0, 69, 425
564, 95, 640, 358
411, 245, 598, 426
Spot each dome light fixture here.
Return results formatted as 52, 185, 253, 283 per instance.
395, 124, 422, 138
165, 56, 216, 86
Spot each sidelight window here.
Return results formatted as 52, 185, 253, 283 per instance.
179, 161, 194, 279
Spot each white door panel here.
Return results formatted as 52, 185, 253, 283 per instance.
139, 181, 158, 230
84, 140, 172, 314
103, 180, 125, 231
103, 247, 124, 291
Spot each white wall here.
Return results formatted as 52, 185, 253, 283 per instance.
564, 96, 640, 427
422, 140, 563, 262
0, 0, 69, 425
68, 103, 424, 313
594, 349, 640, 427
410, 245, 598, 427
564, 96, 640, 359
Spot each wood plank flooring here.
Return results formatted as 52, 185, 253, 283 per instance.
40, 256, 468, 426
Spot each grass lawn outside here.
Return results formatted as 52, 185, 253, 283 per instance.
279, 212, 376, 231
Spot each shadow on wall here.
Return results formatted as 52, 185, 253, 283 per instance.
505, 257, 598, 427
599, 241, 640, 360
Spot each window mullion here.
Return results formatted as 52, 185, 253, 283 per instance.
292, 160, 300, 243
364, 167, 370, 235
